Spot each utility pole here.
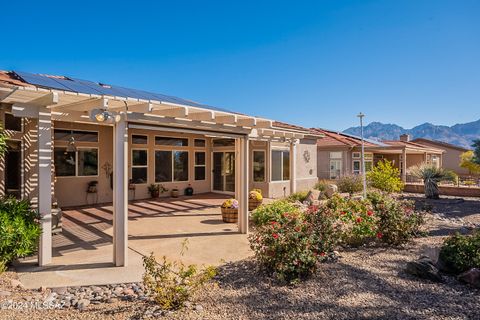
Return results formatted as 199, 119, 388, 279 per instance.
357, 112, 367, 198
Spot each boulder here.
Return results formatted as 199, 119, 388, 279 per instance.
76, 298, 90, 311
324, 184, 338, 198
405, 257, 443, 282
305, 189, 322, 205
458, 268, 480, 288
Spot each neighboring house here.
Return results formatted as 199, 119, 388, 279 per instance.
0, 70, 321, 267
313, 129, 444, 181
411, 138, 471, 175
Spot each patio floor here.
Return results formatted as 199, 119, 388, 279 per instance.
15, 193, 252, 289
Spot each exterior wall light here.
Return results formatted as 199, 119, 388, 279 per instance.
90, 109, 121, 123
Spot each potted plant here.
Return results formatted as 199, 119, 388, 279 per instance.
184, 184, 194, 196
221, 198, 239, 223
248, 189, 263, 211
148, 184, 160, 198
171, 187, 179, 198
87, 181, 98, 193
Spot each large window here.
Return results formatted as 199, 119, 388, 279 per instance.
272, 150, 290, 181
155, 151, 189, 182
155, 136, 188, 147
132, 149, 148, 184
54, 148, 98, 177
253, 151, 265, 182
194, 152, 206, 181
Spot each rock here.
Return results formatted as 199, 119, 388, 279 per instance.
10, 279, 24, 289
52, 286, 68, 295
422, 247, 441, 265
405, 257, 443, 282
305, 189, 322, 205
123, 288, 134, 296
0, 291, 12, 297
76, 298, 90, 311
39, 286, 48, 292
195, 304, 204, 312
458, 268, 480, 288
325, 184, 338, 198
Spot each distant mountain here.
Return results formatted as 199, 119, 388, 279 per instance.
343, 119, 480, 149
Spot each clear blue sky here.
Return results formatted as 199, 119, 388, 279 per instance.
1, 0, 479, 130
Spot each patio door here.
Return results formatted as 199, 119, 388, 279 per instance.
212, 151, 235, 193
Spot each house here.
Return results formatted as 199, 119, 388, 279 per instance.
411, 138, 471, 175
0, 70, 322, 267
313, 129, 444, 181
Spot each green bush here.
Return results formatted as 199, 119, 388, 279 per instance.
337, 175, 363, 194
143, 251, 217, 310
367, 190, 424, 245
367, 160, 404, 193
439, 230, 480, 274
286, 191, 309, 203
249, 206, 340, 282
314, 180, 329, 192
251, 200, 301, 227
0, 197, 41, 266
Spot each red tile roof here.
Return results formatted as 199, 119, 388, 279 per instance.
312, 128, 380, 147
411, 138, 470, 152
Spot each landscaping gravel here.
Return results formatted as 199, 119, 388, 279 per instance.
1, 194, 479, 319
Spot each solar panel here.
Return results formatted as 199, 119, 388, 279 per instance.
13, 71, 237, 114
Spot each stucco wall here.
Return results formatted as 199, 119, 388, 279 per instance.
295, 138, 318, 192
414, 141, 469, 175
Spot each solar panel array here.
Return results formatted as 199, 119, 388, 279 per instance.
13, 71, 234, 114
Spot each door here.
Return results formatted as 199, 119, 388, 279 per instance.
329, 159, 342, 179
4, 140, 22, 198
212, 151, 235, 193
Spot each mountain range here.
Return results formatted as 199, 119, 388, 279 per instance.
343, 119, 480, 149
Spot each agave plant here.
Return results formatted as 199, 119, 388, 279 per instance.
408, 163, 456, 199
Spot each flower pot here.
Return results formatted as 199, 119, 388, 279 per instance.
171, 189, 179, 198
248, 199, 263, 211
221, 207, 238, 223
150, 190, 159, 198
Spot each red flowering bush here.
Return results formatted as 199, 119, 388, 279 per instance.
249, 206, 340, 282
367, 190, 425, 245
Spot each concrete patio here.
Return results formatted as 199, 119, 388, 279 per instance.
15, 193, 252, 289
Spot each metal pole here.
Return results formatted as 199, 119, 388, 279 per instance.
357, 112, 367, 198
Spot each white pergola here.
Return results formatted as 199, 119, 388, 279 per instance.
0, 84, 309, 267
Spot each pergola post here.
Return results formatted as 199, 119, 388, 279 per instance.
402, 148, 407, 182
289, 140, 297, 194
236, 136, 249, 234
113, 114, 128, 267
38, 106, 52, 266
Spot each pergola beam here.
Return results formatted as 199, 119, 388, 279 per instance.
215, 113, 237, 125
150, 104, 188, 118
187, 108, 215, 121
49, 97, 109, 112
237, 116, 256, 127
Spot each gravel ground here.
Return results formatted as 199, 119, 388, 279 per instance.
1, 194, 479, 320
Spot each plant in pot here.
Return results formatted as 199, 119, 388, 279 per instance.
171, 187, 180, 198
248, 189, 263, 211
87, 181, 98, 193
221, 199, 239, 223
148, 184, 168, 198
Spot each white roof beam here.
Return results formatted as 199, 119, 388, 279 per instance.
237, 116, 256, 127
215, 113, 237, 125
255, 119, 273, 128
187, 108, 215, 121
151, 104, 188, 118
49, 97, 108, 111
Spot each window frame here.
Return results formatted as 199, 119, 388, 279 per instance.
252, 150, 266, 182
131, 148, 149, 184
154, 149, 190, 183
131, 134, 148, 145
271, 149, 290, 182
54, 146, 99, 178
194, 151, 206, 181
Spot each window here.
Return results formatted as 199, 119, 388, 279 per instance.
253, 151, 265, 182
4, 113, 22, 132
194, 152, 206, 180
155, 151, 189, 182
194, 139, 206, 148
213, 139, 235, 147
272, 150, 290, 181
353, 159, 373, 174
330, 159, 342, 179
132, 149, 148, 184
352, 152, 360, 159
54, 129, 98, 142
330, 152, 343, 159
132, 134, 148, 144
54, 148, 98, 177
155, 136, 188, 146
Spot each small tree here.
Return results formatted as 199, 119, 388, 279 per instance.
367, 160, 404, 193
408, 163, 456, 199
459, 151, 480, 175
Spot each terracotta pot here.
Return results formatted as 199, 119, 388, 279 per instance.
171, 189, 179, 198
248, 199, 263, 211
221, 207, 238, 223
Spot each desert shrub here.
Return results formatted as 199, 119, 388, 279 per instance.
0, 197, 41, 266
367, 160, 404, 193
326, 194, 377, 246
314, 180, 329, 192
408, 164, 456, 199
251, 200, 301, 227
143, 251, 217, 310
439, 230, 480, 274
286, 191, 309, 203
337, 175, 363, 194
367, 190, 425, 245
249, 206, 340, 282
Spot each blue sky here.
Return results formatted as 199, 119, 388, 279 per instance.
1, 0, 479, 130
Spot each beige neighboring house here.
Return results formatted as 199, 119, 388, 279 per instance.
0, 70, 321, 267
312, 129, 444, 181
411, 138, 471, 176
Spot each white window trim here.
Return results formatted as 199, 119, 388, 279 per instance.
271, 149, 290, 182
154, 149, 190, 183
54, 147, 99, 178
131, 148, 149, 184
252, 149, 266, 182
154, 135, 189, 148
194, 151, 206, 181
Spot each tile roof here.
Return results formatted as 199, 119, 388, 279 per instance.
382, 140, 444, 153
312, 128, 382, 147
273, 121, 319, 135
411, 138, 470, 152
